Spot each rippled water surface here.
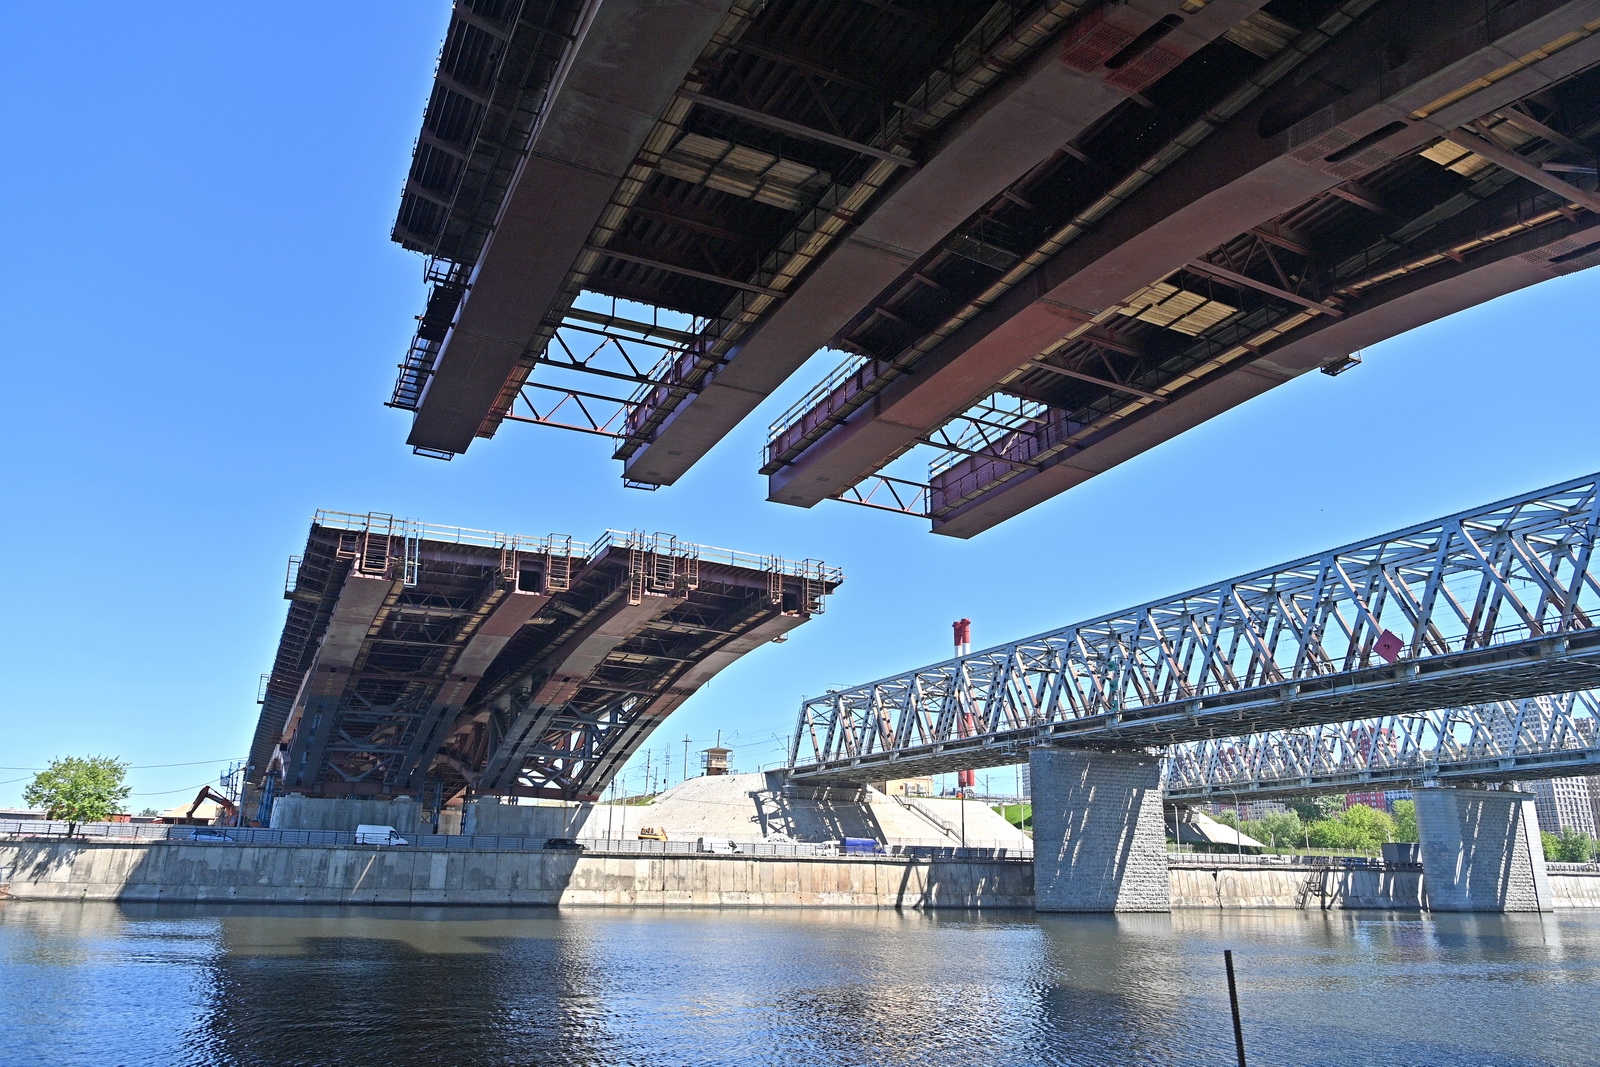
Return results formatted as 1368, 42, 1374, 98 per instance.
2, 902, 1597, 1066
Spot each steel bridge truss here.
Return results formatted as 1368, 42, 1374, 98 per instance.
399, 296, 714, 455
790, 471, 1600, 784
1164, 691, 1600, 803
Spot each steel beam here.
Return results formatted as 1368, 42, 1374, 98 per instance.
620, 0, 1272, 486
479, 587, 688, 792
406, 0, 736, 454
281, 572, 400, 791
766, 2, 1600, 511
929, 213, 1600, 537
1164, 692, 1600, 801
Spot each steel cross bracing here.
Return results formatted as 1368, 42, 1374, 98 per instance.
789, 471, 1600, 785
1164, 691, 1600, 803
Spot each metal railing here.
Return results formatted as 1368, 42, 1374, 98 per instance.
0, 822, 1028, 859
310, 511, 843, 583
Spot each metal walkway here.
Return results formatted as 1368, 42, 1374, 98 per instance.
789, 471, 1600, 784
1164, 690, 1600, 803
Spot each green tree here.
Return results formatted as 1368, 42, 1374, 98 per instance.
1306, 804, 1395, 852
23, 756, 130, 835
1286, 795, 1345, 823
1250, 810, 1306, 851
1391, 799, 1418, 843
1547, 828, 1598, 863
1211, 809, 1240, 829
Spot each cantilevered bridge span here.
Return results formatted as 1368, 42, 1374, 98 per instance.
787, 470, 1600, 784
392, 0, 1600, 535
248, 512, 838, 813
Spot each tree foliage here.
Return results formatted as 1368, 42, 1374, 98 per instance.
1285, 795, 1345, 823
1237, 802, 1395, 853
1390, 799, 1418, 842
23, 756, 130, 832
1541, 828, 1599, 863
1250, 810, 1305, 848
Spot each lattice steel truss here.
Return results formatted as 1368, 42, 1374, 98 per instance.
1164, 691, 1600, 802
790, 471, 1600, 783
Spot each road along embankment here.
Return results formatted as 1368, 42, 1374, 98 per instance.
4, 842, 1596, 910
0, 840, 1031, 909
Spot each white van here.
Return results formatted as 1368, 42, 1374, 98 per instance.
355, 824, 408, 846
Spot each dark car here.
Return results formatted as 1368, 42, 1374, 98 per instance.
543, 837, 586, 851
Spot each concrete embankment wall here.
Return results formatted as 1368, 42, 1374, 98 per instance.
1170, 862, 1424, 909
5, 843, 1596, 910
0, 842, 1031, 909
1549, 870, 1600, 908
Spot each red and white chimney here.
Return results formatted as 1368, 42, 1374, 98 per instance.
952, 618, 972, 657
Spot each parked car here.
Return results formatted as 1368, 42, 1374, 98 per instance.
182, 829, 234, 843
355, 824, 408, 846
543, 837, 587, 851
840, 837, 885, 855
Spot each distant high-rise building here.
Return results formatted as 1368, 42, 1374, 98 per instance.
1530, 776, 1596, 835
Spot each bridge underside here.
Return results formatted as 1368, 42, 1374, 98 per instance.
391, 0, 1600, 535
249, 513, 838, 807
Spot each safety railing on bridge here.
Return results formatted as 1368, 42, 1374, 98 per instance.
310, 511, 843, 584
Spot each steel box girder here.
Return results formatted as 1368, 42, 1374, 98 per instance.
766, 0, 1600, 519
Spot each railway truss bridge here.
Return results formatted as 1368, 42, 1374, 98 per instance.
788, 470, 1600, 786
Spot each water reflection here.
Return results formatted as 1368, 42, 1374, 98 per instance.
0, 903, 1596, 1066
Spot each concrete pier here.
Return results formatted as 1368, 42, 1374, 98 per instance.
1414, 786, 1552, 912
1030, 747, 1169, 912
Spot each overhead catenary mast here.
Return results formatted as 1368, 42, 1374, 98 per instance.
954, 619, 976, 791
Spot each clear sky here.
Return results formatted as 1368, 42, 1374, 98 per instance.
3, 4, 1597, 810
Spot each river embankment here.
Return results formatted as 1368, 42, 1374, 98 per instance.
6, 840, 1598, 909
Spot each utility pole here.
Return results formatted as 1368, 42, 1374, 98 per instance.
644, 749, 653, 795
683, 735, 691, 783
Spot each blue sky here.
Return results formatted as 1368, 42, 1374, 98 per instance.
3, 4, 1597, 809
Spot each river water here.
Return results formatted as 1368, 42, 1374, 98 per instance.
1, 903, 1596, 1066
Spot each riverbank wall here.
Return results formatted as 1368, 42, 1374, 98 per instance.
4, 842, 1597, 910
0, 840, 1030, 909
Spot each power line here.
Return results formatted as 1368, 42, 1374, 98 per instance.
0, 757, 244, 772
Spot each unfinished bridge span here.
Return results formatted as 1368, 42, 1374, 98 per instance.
390, 0, 1600, 535
247, 512, 839, 817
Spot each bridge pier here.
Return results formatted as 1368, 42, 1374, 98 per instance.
1030, 747, 1169, 913
1414, 787, 1551, 913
